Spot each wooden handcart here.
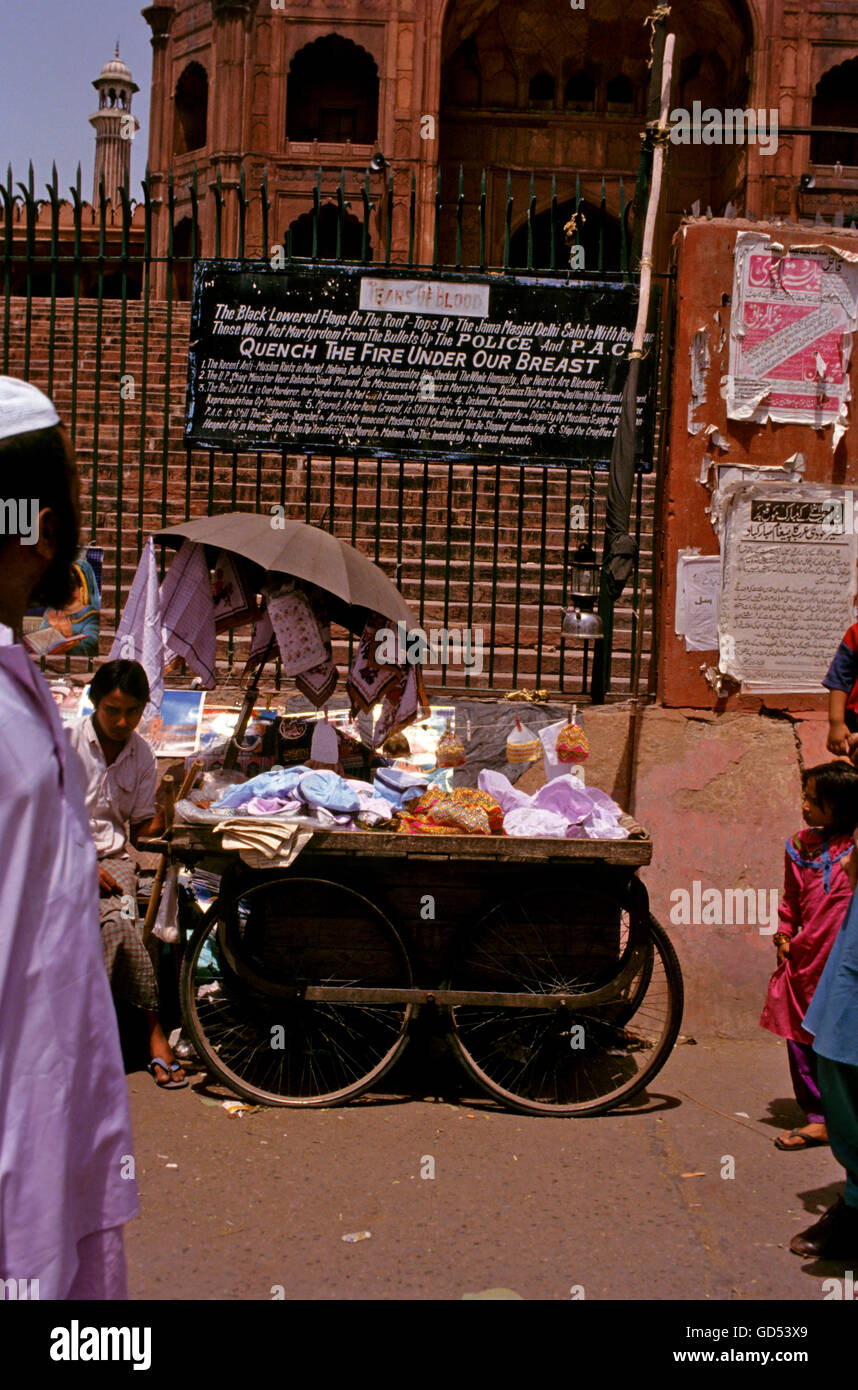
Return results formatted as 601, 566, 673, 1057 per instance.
154, 822, 683, 1118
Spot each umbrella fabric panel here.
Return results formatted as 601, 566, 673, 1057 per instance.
153, 513, 416, 626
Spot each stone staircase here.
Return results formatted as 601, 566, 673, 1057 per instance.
3, 297, 656, 696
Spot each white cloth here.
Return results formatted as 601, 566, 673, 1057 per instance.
68, 715, 158, 857
0, 645, 138, 1297
109, 536, 164, 715
160, 540, 217, 689
503, 807, 570, 838
0, 623, 13, 646
214, 819, 313, 868
0, 374, 60, 438
263, 578, 327, 676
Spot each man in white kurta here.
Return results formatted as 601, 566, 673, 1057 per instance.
0, 377, 138, 1297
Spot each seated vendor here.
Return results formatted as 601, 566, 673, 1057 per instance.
68, 659, 187, 1089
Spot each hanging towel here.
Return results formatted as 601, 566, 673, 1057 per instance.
346, 612, 401, 713
295, 586, 338, 706
160, 539, 217, 688
263, 577, 328, 676
109, 536, 164, 716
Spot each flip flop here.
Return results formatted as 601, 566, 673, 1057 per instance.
774, 1128, 828, 1151
148, 1058, 189, 1090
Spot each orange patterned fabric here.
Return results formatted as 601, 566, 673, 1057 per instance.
407, 786, 504, 836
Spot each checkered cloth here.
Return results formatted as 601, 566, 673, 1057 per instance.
99, 853, 159, 1011
161, 540, 217, 688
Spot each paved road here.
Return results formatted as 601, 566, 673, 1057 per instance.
125, 1036, 852, 1302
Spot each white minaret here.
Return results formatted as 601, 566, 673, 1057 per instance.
90, 44, 139, 205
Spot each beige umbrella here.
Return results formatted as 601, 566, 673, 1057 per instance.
154, 512, 417, 630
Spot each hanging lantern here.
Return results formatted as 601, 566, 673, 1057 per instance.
562, 541, 603, 642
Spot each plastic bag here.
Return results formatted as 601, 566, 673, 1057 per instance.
152, 863, 180, 944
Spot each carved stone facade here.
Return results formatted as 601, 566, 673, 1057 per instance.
135, 0, 858, 287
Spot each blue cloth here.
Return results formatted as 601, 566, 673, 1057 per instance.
214, 766, 312, 810
373, 766, 428, 808
804, 884, 858, 1067
298, 770, 360, 816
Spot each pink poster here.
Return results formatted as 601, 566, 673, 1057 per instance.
727, 232, 858, 446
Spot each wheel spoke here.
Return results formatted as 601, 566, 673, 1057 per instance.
181, 877, 413, 1107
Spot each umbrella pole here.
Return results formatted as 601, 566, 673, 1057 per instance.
223, 637, 278, 771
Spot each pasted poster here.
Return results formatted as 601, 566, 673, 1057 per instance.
184, 263, 656, 467
675, 553, 720, 652
23, 552, 101, 658
719, 484, 856, 692
727, 232, 858, 447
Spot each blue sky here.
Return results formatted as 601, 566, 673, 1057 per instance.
0, 1, 152, 197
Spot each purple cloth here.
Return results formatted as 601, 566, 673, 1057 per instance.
108, 535, 164, 716
532, 776, 593, 822
787, 1039, 824, 1125
66, 1225, 128, 1300
160, 540, 217, 689
244, 796, 293, 816
0, 645, 138, 1297
477, 769, 531, 813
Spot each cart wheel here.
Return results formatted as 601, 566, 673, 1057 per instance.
447, 890, 683, 1117
179, 876, 414, 1107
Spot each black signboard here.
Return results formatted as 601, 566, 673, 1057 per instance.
185, 262, 656, 468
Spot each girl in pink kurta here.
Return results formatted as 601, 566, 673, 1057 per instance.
761, 761, 858, 1150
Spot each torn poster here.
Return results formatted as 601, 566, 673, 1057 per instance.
675, 553, 720, 651
726, 232, 858, 445
719, 483, 857, 692
688, 329, 710, 435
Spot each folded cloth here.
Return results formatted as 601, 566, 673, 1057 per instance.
298, 770, 361, 815
160, 539, 218, 688
373, 765, 430, 807
214, 766, 313, 810
410, 787, 504, 836
214, 820, 313, 868
264, 577, 328, 676
503, 807, 570, 838
344, 781, 395, 822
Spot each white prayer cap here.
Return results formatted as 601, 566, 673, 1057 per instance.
0, 375, 61, 441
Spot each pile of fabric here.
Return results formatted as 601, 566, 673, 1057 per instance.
175, 762, 630, 842
476, 770, 629, 840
